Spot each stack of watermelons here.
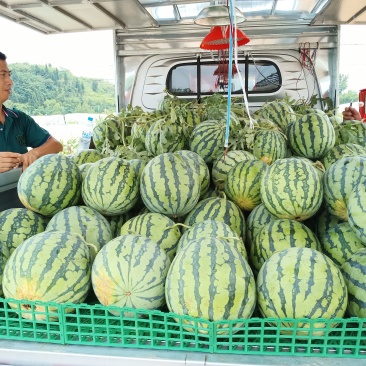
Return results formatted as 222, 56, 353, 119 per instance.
1, 94, 366, 335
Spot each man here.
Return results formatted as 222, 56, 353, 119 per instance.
0, 52, 63, 172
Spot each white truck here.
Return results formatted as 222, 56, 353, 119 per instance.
1, 0, 366, 365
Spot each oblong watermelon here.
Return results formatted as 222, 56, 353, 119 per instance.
257, 247, 348, 335
17, 154, 82, 217
92, 234, 170, 315
166, 237, 256, 333
3, 230, 91, 320
82, 157, 139, 216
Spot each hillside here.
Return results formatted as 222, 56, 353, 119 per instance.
6, 63, 116, 115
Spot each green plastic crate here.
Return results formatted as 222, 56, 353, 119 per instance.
0, 297, 366, 358
62, 303, 213, 352
0, 298, 63, 343
214, 317, 366, 357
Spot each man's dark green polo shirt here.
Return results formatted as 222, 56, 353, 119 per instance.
0, 106, 50, 153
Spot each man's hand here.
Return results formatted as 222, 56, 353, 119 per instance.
0, 152, 21, 173
342, 106, 362, 121
20, 150, 40, 171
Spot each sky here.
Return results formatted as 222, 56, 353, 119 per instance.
1, 17, 366, 91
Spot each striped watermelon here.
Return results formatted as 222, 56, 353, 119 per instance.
323, 156, 366, 221
140, 152, 201, 218
321, 143, 366, 170
313, 209, 344, 245
212, 150, 256, 190
128, 159, 147, 179
252, 129, 287, 165
145, 120, 186, 156
347, 183, 366, 243
175, 150, 210, 197
288, 113, 336, 159
92, 234, 170, 315
92, 116, 130, 153
82, 157, 139, 216
79, 163, 93, 180
189, 120, 225, 163
166, 237, 256, 333
260, 158, 323, 221
177, 219, 247, 260
245, 204, 276, 249
224, 159, 268, 211
341, 249, 366, 317
120, 213, 181, 260
257, 247, 348, 335
0, 251, 7, 296
17, 154, 82, 217
256, 101, 296, 131
183, 197, 246, 239
0, 208, 48, 256
107, 212, 134, 238
321, 222, 365, 266
3, 230, 91, 320
131, 119, 153, 152
45, 206, 113, 260
250, 219, 321, 271
71, 149, 104, 165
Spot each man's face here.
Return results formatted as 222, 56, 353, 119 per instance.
0, 59, 13, 104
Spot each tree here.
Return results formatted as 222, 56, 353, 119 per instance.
339, 90, 358, 105
339, 74, 348, 94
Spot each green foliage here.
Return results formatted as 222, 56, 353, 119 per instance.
7, 63, 115, 115
339, 90, 358, 105
339, 74, 349, 95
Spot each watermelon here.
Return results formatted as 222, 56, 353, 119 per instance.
321, 222, 365, 266
256, 100, 296, 131
140, 152, 201, 218
131, 119, 153, 152
323, 156, 366, 220
3, 230, 91, 320
177, 219, 247, 260
82, 157, 139, 216
250, 219, 321, 271
92, 234, 170, 315
120, 213, 181, 261
321, 143, 366, 170
71, 149, 104, 165
245, 204, 276, 249
165, 237, 256, 333
224, 159, 268, 211
107, 212, 134, 239
252, 129, 287, 165
79, 163, 93, 180
260, 157, 323, 221
347, 183, 366, 243
341, 248, 366, 318
17, 154, 82, 217
212, 150, 256, 190
0, 250, 7, 296
183, 197, 246, 239
45, 206, 113, 260
257, 247, 348, 335
128, 159, 147, 179
189, 120, 225, 163
175, 150, 210, 197
0, 208, 48, 256
313, 209, 344, 245
288, 113, 336, 159
145, 120, 186, 156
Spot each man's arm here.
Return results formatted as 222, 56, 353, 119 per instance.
20, 136, 63, 170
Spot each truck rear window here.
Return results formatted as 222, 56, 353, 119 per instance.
167, 60, 281, 95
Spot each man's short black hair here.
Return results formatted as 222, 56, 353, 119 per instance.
0, 52, 6, 61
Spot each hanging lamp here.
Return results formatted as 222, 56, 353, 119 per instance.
194, 5, 246, 26
200, 25, 250, 50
